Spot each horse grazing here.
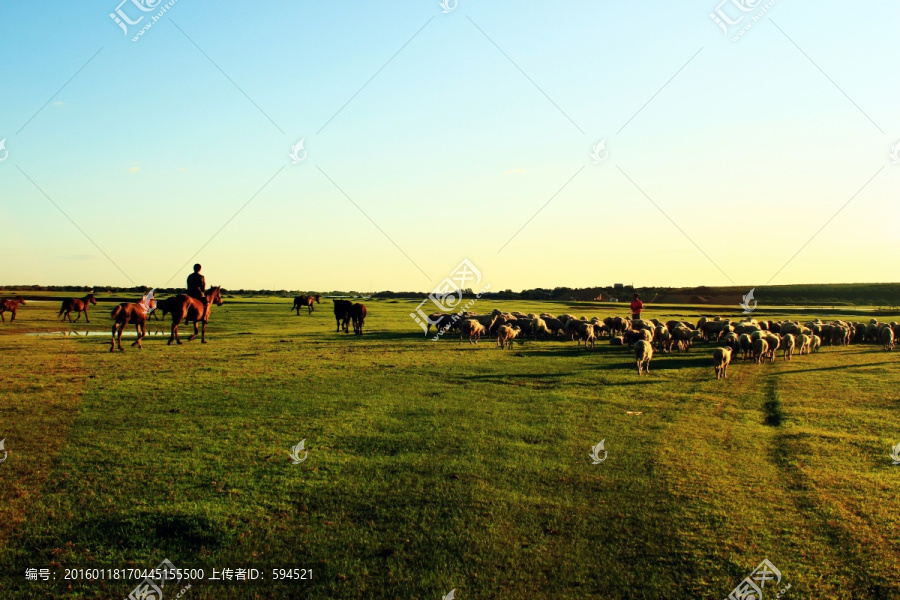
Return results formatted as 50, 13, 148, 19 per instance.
292, 294, 320, 315
350, 303, 367, 335
333, 299, 352, 333
110, 302, 148, 351
166, 286, 224, 345
59, 293, 97, 323
0, 296, 26, 322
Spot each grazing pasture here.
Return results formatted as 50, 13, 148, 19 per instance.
0, 294, 898, 599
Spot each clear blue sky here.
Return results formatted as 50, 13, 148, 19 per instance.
1, 1, 897, 292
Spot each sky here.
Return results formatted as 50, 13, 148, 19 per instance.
0, 1, 897, 293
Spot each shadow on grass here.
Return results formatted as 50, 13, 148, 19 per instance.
763, 380, 783, 426
766, 361, 895, 376
63, 511, 229, 554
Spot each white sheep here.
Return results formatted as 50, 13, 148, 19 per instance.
713, 347, 732, 379
763, 333, 780, 363
781, 333, 795, 361
634, 340, 653, 375
496, 325, 521, 349
882, 326, 895, 351
751, 338, 769, 364
810, 334, 822, 353
796, 333, 811, 355
530, 317, 552, 340
459, 319, 486, 345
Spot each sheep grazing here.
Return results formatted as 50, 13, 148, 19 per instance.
781, 333, 795, 361
634, 340, 653, 375
566, 319, 597, 348
542, 317, 566, 337
530, 317, 552, 340
739, 333, 753, 361
882, 326, 895, 351
496, 325, 521, 349
623, 329, 645, 346
671, 326, 698, 352
796, 333, 811, 355
610, 336, 625, 346
810, 334, 822, 353
713, 347, 733, 379
655, 325, 673, 353
751, 338, 769, 364
723, 332, 740, 355
566, 320, 596, 349
469, 309, 501, 334
459, 319, 486, 345
763, 333, 780, 363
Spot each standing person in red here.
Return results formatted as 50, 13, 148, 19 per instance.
630, 293, 644, 320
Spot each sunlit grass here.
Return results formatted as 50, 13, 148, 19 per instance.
0, 294, 898, 599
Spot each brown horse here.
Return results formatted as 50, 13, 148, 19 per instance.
0, 296, 26, 322
350, 303, 367, 335
292, 294, 320, 315
59, 293, 97, 323
167, 286, 224, 345
333, 299, 352, 333
110, 302, 148, 351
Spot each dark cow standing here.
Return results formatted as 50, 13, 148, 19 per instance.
292, 294, 320, 315
350, 303, 367, 335
333, 299, 352, 333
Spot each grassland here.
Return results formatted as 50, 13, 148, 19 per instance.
0, 294, 898, 599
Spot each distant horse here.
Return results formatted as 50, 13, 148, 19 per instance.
154, 296, 181, 322
350, 303, 367, 335
333, 299, 352, 333
292, 294, 320, 315
59, 293, 97, 323
110, 302, 148, 351
0, 296, 26, 322
166, 286, 224, 345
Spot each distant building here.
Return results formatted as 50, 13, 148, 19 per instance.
614, 283, 624, 290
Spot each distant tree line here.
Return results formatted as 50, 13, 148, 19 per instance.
1, 283, 897, 307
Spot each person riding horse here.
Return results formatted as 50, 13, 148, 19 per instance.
187, 264, 208, 313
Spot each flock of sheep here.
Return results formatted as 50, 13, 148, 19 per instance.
423, 309, 898, 377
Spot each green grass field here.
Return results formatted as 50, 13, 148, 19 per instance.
1, 294, 898, 599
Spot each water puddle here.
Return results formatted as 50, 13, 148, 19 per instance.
27, 330, 170, 337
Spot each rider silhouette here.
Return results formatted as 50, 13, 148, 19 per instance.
187, 264, 208, 310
